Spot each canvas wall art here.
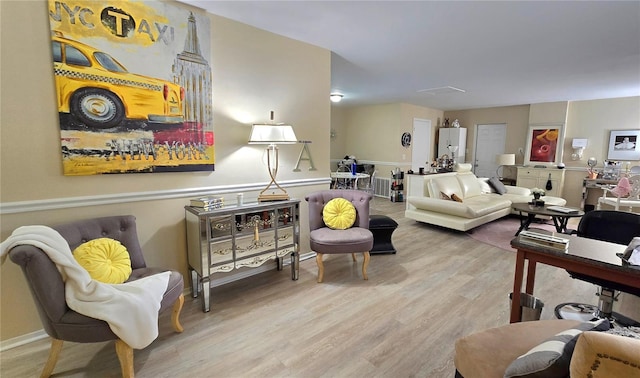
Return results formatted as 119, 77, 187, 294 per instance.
49, 0, 213, 175
524, 123, 565, 166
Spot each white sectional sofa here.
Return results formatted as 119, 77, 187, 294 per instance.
405, 164, 566, 231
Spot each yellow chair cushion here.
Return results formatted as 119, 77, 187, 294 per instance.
323, 198, 357, 230
73, 238, 132, 284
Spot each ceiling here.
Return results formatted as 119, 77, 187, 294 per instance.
179, 1, 640, 110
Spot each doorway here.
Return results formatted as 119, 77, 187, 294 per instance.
412, 118, 432, 172
473, 123, 507, 177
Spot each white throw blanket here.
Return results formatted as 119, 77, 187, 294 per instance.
0, 225, 170, 349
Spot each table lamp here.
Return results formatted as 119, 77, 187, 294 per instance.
249, 113, 297, 202
496, 153, 515, 178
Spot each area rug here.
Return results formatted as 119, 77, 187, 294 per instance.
466, 216, 556, 252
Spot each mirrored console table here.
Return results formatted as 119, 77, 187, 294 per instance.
185, 199, 300, 312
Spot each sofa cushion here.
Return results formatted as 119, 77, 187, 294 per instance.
478, 178, 494, 194
454, 163, 473, 172
409, 195, 510, 218
570, 331, 640, 378
454, 320, 582, 378
430, 175, 463, 199
488, 177, 507, 194
504, 318, 610, 378
457, 173, 484, 198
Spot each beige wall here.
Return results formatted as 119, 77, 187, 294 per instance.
562, 97, 640, 208
331, 103, 443, 178
0, 1, 331, 342
445, 98, 639, 207
444, 105, 530, 167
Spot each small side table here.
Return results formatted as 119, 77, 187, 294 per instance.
511, 203, 584, 236
369, 215, 398, 254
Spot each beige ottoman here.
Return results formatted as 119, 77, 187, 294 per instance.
454, 319, 581, 378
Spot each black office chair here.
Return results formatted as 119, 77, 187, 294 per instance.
554, 210, 640, 325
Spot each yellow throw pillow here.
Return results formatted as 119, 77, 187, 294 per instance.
322, 198, 357, 230
73, 238, 132, 284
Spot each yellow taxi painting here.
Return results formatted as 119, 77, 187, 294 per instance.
52, 32, 184, 129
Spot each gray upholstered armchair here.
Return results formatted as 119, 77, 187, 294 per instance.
7, 215, 184, 378
305, 190, 374, 283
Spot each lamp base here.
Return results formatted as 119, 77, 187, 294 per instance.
258, 193, 290, 202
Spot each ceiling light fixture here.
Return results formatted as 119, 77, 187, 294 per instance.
330, 93, 343, 103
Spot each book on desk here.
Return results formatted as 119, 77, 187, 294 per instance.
518, 231, 569, 252
547, 206, 580, 214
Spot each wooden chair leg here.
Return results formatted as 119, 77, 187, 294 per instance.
115, 339, 134, 378
172, 293, 185, 333
40, 338, 63, 378
316, 253, 324, 283
362, 252, 370, 280
351, 253, 357, 261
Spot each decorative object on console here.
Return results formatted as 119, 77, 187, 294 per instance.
451, 119, 460, 128
447, 144, 459, 163
587, 157, 598, 179
496, 153, 515, 179
249, 111, 298, 202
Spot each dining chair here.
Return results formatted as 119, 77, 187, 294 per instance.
333, 164, 353, 189
597, 175, 640, 211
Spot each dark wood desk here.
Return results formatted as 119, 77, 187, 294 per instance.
509, 235, 639, 323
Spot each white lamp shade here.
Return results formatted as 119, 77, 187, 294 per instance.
496, 153, 515, 166
248, 124, 297, 144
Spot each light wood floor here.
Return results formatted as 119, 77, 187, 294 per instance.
0, 197, 598, 378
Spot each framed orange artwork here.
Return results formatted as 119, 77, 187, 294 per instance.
524, 123, 565, 166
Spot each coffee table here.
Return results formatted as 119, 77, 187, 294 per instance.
511, 203, 584, 236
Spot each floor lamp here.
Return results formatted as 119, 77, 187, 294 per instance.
248, 122, 298, 202
496, 153, 515, 179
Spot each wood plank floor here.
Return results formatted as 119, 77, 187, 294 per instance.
0, 198, 598, 378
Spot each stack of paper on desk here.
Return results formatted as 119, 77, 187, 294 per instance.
547, 206, 580, 214
518, 231, 569, 252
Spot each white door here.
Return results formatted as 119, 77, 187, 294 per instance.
412, 118, 432, 171
473, 124, 507, 177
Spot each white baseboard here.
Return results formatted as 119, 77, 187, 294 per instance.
0, 329, 48, 352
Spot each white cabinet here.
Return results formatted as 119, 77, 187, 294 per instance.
516, 167, 565, 198
438, 128, 466, 163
